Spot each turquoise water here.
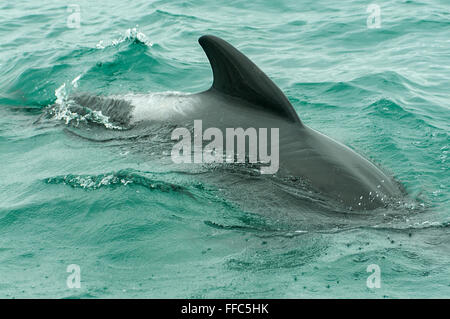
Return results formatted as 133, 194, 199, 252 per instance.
0, 0, 449, 298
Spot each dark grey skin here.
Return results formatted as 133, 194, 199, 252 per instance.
70, 35, 405, 211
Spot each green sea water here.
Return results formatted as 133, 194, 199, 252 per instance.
0, 0, 449, 298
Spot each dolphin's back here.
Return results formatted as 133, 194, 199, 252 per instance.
66, 35, 405, 211
196, 35, 404, 210
280, 126, 404, 210
72, 93, 134, 126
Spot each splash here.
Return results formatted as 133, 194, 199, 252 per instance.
49, 75, 123, 130
95, 27, 153, 49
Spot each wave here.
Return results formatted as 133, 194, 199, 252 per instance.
44, 169, 192, 194
0, 27, 162, 108
95, 27, 153, 49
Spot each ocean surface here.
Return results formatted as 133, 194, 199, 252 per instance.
0, 0, 449, 298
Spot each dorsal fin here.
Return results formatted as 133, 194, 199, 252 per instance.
198, 35, 302, 124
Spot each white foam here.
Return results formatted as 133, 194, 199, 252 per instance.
71, 74, 82, 88
51, 78, 123, 130
96, 27, 153, 49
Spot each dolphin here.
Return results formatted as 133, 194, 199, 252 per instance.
68, 35, 405, 211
